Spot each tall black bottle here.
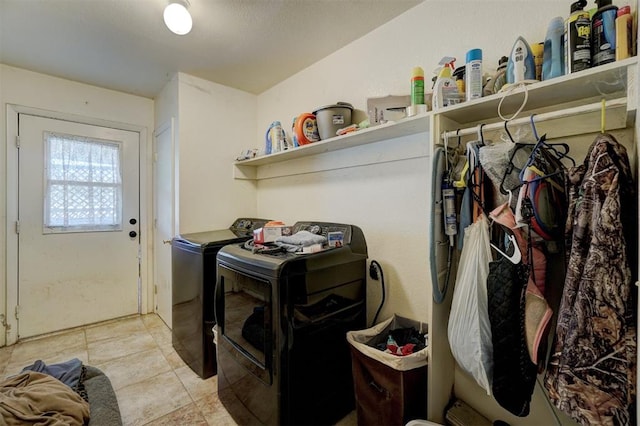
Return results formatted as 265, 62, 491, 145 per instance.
566, 0, 591, 73
591, 0, 618, 67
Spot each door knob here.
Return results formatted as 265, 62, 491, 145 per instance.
129, 231, 137, 238
163, 240, 172, 245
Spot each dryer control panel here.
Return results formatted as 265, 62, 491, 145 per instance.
230, 218, 270, 236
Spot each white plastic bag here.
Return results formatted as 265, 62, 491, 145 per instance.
447, 214, 493, 394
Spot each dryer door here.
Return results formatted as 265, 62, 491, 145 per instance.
216, 264, 273, 384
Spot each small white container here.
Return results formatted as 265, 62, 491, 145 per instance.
312, 102, 353, 140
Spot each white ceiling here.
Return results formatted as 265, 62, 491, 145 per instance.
0, 0, 422, 98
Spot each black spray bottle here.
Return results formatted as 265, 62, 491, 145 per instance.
591, 0, 618, 67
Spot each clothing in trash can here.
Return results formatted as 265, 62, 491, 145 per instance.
374, 327, 426, 356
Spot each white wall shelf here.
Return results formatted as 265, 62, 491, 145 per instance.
234, 111, 431, 179
234, 56, 637, 181
438, 56, 637, 125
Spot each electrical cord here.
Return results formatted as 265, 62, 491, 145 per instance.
369, 260, 385, 326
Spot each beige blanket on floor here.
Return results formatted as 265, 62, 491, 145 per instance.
0, 371, 90, 425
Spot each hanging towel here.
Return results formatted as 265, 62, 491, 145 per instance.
544, 133, 637, 426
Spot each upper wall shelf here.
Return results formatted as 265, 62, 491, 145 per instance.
235, 111, 430, 168
234, 56, 636, 179
439, 56, 637, 124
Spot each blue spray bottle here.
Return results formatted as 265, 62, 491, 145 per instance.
542, 17, 565, 80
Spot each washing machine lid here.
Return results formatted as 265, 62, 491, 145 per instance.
176, 229, 251, 248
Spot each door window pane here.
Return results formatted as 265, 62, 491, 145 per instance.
44, 132, 123, 233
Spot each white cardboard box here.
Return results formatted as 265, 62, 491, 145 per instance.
367, 95, 411, 126
253, 226, 292, 244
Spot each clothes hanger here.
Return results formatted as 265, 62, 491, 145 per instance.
521, 135, 574, 187
529, 114, 569, 153
499, 137, 535, 194
514, 129, 572, 196
587, 152, 614, 183
519, 154, 564, 188
601, 98, 606, 134
515, 130, 569, 241
490, 232, 522, 264
443, 132, 451, 175
495, 120, 524, 195
463, 124, 482, 184
477, 122, 486, 145
530, 113, 540, 140
449, 129, 472, 188
499, 115, 572, 195
467, 124, 488, 218
529, 115, 575, 166
504, 119, 516, 143
588, 102, 626, 182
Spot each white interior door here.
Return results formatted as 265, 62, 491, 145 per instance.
17, 114, 140, 338
153, 120, 175, 328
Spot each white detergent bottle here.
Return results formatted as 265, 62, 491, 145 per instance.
432, 58, 459, 110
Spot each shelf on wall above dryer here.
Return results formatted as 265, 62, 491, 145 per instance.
233, 112, 431, 179
233, 57, 637, 180
438, 56, 638, 125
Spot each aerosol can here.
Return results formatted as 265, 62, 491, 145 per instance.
565, 0, 591, 73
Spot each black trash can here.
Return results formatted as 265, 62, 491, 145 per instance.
347, 315, 429, 426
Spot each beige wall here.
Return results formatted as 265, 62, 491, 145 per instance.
253, 1, 581, 424
256, 1, 570, 136
155, 72, 259, 235
255, 0, 569, 333
175, 73, 258, 234
1, 1, 633, 423
0, 64, 155, 340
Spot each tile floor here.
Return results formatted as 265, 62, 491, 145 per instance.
0, 313, 357, 426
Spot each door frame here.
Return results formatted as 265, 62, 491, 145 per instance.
5, 104, 152, 345
152, 117, 177, 327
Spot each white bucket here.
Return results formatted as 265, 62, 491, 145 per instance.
406, 420, 442, 426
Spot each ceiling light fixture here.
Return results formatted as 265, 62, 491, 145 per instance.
163, 0, 192, 36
